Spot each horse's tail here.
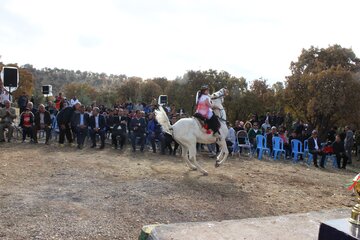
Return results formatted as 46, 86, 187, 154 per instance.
155, 106, 172, 135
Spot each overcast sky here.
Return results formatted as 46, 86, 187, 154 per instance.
1, 0, 359, 83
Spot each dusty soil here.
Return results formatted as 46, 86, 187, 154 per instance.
0, 142, 358, 239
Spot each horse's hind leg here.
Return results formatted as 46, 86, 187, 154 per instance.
181, 144, 197, 170
189, 145, 208, 176
215, 139, 229, 167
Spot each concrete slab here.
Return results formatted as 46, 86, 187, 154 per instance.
140, 208, 352, 240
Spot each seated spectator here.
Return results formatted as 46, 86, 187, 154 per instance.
27, 101, 38, 116
266, 126, 278, 153
112, 108, 128, 150
0, 100, 17, 142
333, 134, 348, 169
33, 104, 52, 144
130, 110, 146, 152
89, 107, 106, 149
71, 105, 89, 149
248, 122, 262, 153
308, 130, 326, 168
279, 129, 290, 158
19, 107, 34, 143
226, 122, 236, 154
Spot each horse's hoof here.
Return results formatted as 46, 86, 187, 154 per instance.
203, 172, 209, 176
191, 168, 197, 171
215, 161, 220, 168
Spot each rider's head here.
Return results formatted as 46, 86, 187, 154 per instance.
200, 84, 209, 94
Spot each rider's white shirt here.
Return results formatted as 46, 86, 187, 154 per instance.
198, 95, 213, 119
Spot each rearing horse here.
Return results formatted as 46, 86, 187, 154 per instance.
155, 88, 229, 175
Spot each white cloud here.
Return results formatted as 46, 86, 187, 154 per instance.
0, 0, 359, 83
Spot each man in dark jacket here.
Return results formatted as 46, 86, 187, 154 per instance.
308, 130, 326, 168
111, 108, 128, 150
71, 104, 89, 149
57, 102, 80, 146
89, 107, 106, 149
17, 92, 28, 114
130, 110, 146, 152
33, 104, 52, 144
332, 134, 348, 169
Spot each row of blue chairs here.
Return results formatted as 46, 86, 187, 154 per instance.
255, 135, 338, 167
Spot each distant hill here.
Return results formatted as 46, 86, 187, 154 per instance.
22, 64, 128, 95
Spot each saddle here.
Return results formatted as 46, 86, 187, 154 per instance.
193, 113, 212, 134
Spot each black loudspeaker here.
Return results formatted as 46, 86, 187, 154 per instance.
42, 85, 50, 94
158, 95, 168, 105
3, 67, 18, 87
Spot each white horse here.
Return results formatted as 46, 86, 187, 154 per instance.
155, 88, 229, 175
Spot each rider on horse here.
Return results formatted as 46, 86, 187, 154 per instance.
195, 85, 221, 136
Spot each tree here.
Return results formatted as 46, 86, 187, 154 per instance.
140, 80, 162, 103
285, 45, 360, 137
63, 83, 97, 106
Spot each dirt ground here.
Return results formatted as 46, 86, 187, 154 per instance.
0, 142, 358, 239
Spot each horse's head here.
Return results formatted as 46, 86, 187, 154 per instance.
211, 88, 228, 110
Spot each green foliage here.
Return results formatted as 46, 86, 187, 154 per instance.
286, 44, 360, 137
5, 44, 359, 134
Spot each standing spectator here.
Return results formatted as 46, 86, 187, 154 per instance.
284, 113, 293, 133
55, 92, 64, 110
70, 96, 79, 107
276, 112, 284, 128
33, 104, 52, 144
89, 107, 106, 149
57, 102, 79, 146
295, 120, 304, 136
147, 112, 161, 153
308, 130, 326, 168
269, 111, 277, 127
327, 126, 337, 143
130, 110, 146, 152
19, 107, 34, 143
261, 119, 271, 135
332, 134, 348, 169
17, 91, 28, 114
0, 100, 17, 142
46, 101, 58, 116
345, 126, 354, 164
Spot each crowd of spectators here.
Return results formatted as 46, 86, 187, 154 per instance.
225, 112, 357, 169
0, 92, 184, 156
0, 90, 358, 169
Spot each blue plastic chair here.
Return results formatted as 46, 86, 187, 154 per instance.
256, 135, 270, 160
304, 140, 313, 165
291, 139, 304, 163
237, 130, 252, 158
272, 137, 286, 160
